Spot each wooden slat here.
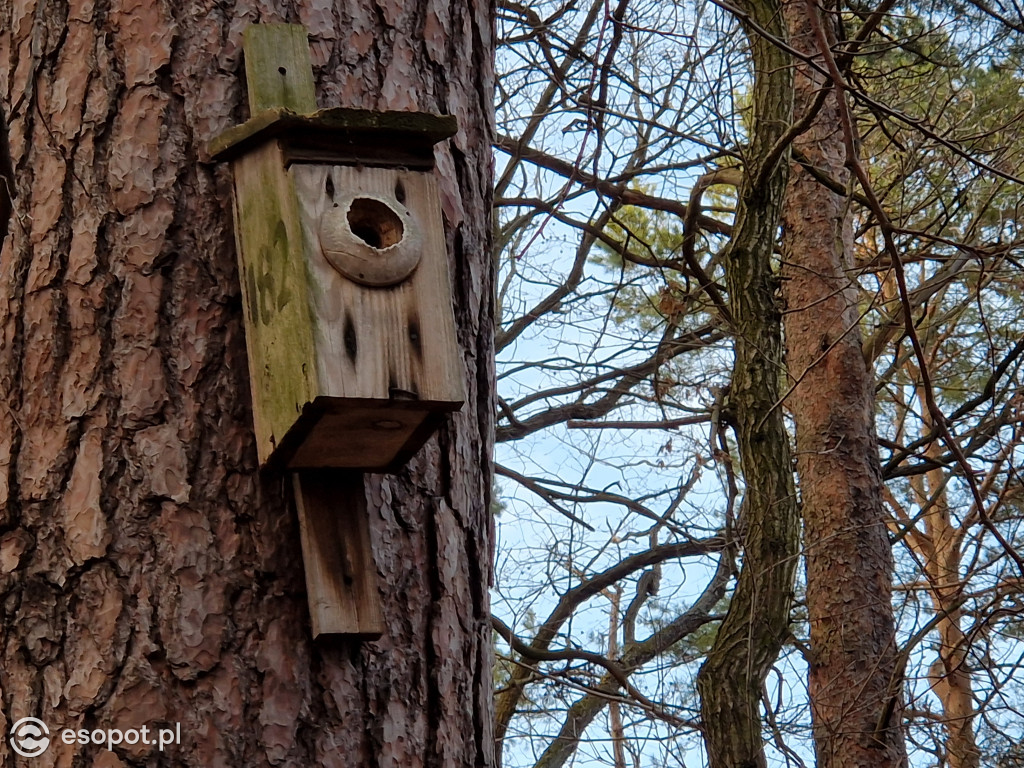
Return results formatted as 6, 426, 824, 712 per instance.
243, 24, 317, 113
227, 24, 396, 639
231, 141, 318, 464
292, 471, 384, 639
209, 106, 457, 162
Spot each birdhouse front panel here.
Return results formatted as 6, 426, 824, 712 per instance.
287, 163, 465, 469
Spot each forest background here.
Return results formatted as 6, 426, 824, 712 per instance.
490, 1, 1024, 767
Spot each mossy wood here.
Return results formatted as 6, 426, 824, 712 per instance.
214, 24, 464, 472
242, 23, 317, 114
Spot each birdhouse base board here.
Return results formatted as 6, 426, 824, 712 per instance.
267, 397, 460, 471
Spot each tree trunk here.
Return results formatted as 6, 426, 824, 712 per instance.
695, 1, 800, 766
912, 407, 979, 768
780, 2, 908, 766
0, 2, 495, 767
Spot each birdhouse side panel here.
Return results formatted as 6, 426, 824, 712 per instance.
231, 142, 319, 464
291, 164, 465, 408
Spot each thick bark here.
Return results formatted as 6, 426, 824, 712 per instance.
780, 2, 908, 766
0, 2, 495, 767
695, 2, 800, 767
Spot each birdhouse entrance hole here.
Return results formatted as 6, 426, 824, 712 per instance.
347, 198, 404, 250
317, 187, 424, 288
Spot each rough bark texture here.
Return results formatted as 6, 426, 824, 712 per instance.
0, 1, 495, 767
695, 2, 800, 766
780, 3, 908, 766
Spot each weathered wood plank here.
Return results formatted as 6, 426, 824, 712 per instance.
239, 25, 389, 642
243, 24, 317, 114
209, 106, 457, 161
285, 400, 452, 470
291, 163, 465, 408
292, 471, 384, 639
231, 141, 318, 463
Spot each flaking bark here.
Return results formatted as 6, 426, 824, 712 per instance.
780, 2, 909, 766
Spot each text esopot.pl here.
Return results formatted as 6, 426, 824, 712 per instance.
8, 717, 182, 758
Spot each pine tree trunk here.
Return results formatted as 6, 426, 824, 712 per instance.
0, 2, 495, 767
780, 2, 908, 766
695, 1, 800, 765
914, 417, 979, 768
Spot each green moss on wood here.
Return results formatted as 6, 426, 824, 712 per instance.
233, 144, 318, 461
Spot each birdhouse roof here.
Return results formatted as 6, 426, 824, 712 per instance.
209, 107, 458, 169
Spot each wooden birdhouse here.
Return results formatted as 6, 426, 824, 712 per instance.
211, 25, 464, 473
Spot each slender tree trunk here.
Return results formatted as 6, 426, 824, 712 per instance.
780, 2, 908, 766
524, 560, 728, 768
928, 512, 979, 768
913, 409, 979, 768
0, 2, 495, 767
606, 588, 627, 768
695, 1, 800, 766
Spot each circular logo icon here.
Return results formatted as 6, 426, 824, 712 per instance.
10, 717, 50, 758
